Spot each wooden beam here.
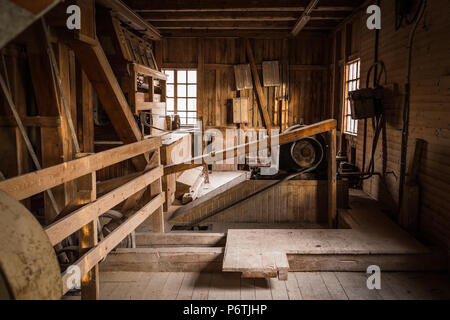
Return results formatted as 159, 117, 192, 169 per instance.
135, 232, 226, 247
74, 156, 98, 299
141, 11, 350, 21
0, 137, 161, 201
164, 119, 337, 175
158, 20, 339, 32
45, 165, 163, 246
23, 25, 67, 223
76, 66, 94, 153
161, 29, 328, 38
0, 48, 31, 183
0, 116, 61, 127
149, 150, 164, 233
61, 193, 165, 294
100, 247, 224, 272
125, 0, 360, 12
246, 39, 272, 132
327, 129, 337, 228
96, 172, 141, 195
96, 0, 161, 40
291, 0, 319, 36
67, 38, 144, 148
153, 21, 293, 30
75, 69, 98, 299
280, 38, 289, 130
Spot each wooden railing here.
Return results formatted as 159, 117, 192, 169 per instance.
0, 137, 164, 299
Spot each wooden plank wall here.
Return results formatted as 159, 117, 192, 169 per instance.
333, 0, 450, 249
156, 33, 332, 129
171, 180, 329, 225
0, 20, 98, 224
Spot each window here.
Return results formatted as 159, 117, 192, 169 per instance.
163, 69, 197, 126
343, 60, 360, 135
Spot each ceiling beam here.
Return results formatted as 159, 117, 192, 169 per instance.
124, 0, 362, 12
153, 20, 338, 30
152, 21, 293, 30
140, 11, 349, 21
161, 30, 291, 38
160, 29, 332, 39
291, 0, 320, 36
96, 0, 161, 40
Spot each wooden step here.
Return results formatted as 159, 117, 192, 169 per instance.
135, 232, 226, 247
100, 247, 223, 272
222, 190, 448, 281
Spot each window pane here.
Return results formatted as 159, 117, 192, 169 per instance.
178, 111, 187, 120
188, 85, 197, 97
167, 98, 174, 111
187, 118, 196, 125
178, 85, 186, 97
167, 111, 174, 116
178, 98, 187, 111
180, 118, 187, 125
188, 70, 197, 83
188, 98, 197, 111
344, 60, 360, 135
164, 70, 174, 84
177, 70, 187, 83
188, 112, 196, 118
167, 84, 174, 97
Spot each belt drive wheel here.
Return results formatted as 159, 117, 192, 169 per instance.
0, 190, 62, 300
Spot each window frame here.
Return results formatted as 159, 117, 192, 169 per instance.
343, 59, 361, 136
163, 68, 198, 127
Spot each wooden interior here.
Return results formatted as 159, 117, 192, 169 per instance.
0, 0, 448, 300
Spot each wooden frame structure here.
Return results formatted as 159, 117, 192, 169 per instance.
0, 137, 164, 299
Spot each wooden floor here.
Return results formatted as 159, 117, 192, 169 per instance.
97, 271, 450, 300
223, 190, 432, 278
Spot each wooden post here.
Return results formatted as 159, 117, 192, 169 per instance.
74, 152, 98, 300
0, 47, 31, 186
150, 149, 165, 233
25, 26, 67, 224
328, 128, 337, 228
197, 38, 204, 121
246, 39, 272, 133
75, 50, 97, 298
77, 170, 99, 300
281, 39, 289, 131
